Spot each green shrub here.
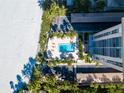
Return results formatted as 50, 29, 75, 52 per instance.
48, 59, 75, 67
50, 30, 77, 38
96, 0, 105, 12
78, 34, 84, 60
73, 0, 92, 13
39, 1, 66, 52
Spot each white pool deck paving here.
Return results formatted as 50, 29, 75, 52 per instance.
0, 0, 42, 92
47, 37, 79, 60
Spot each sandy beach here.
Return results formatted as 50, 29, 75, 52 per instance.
0, 0, 42, 92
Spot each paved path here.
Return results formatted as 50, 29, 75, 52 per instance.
0, 0, 42, 92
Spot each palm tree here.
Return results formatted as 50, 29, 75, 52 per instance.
58, 81, 79, 92
96, 0, 105, 12
74, 0, 92, 13
27, 67, 44, 93
43, 75, 60, 93
45, 2, 66, 23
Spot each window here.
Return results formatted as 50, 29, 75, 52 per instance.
93, 35, 121, 58
94, 29, 119, 39
112, 29, 119, 34
107, 60, 122, 67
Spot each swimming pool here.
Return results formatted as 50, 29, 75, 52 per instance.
59, 43, 75, 52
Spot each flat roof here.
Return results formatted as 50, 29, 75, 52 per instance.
106, 0, 124, 8
71, 13, 124, 23
72, 22, 119, 32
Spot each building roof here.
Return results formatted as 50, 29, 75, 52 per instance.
106, 0, 124, 8
72, 22, 119, 32
71, 13, 124, 23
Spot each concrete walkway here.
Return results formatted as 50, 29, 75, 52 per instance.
0, 0, 42, 92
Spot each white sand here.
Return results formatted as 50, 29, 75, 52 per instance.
0, 0, 42, 92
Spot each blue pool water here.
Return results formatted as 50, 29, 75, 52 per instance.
59, 43, 75, 52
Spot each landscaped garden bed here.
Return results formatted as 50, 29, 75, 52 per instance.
78, 34, 96, 63
39, 2, 66, 52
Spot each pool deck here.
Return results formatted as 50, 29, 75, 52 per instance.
47, 37, 78, 60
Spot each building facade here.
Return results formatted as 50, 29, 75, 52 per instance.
71, 12, 124, 73
92, 22, 123, 71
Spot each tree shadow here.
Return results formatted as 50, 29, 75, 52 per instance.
37, 0, 44, 9
21, 57, 36, 79
46, 50, 53, 59
63, 19, 72, 31
51, 16, 73, 33
93, 74, 98, 79
10, 81, 15, 91
53, 66, 74, 81
101, 74, 111, 83
10, 75, 26, 93
60, 52, 74, 60
60, 52, 68, 59
10, 57, 36, 93
86, 75, 94, 83
51, 24, 58, 32
112, 75, 121, 83
68, 53, 74, 59
42, 65, 53, 75
60, 24, 66, 32
15, 75, 26, 91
